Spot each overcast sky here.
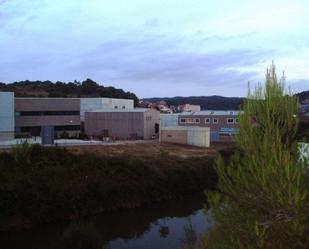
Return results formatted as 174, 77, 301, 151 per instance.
0, 0, 308, 98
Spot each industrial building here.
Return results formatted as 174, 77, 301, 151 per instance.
178, 110, 242, 142
15, 97, 81, 137
85, 108, 160, 140
0, 92, 15, 141
80, 97, 134, 121
160, 126, 210, 147
0, 92, 138, 141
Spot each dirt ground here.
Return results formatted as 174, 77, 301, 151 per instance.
67, 142, 232, 158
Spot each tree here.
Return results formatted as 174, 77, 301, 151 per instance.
203, 64, 309, 249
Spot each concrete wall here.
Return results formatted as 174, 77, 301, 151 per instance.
80, 98, 134, 121
144, 109, 160, 139
160, 126, 210, 147
160, 129, 187, 145
187, 127, 210, 147
0, 92, 15, 141
85, 111, 145, 139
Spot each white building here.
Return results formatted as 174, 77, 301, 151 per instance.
178, 104, 201, 112
0, 92, 15, 141
80, 98, 134, 121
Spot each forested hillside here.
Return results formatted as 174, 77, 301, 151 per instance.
0, 79, 139, 106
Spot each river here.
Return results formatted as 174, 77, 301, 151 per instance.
0, 195, 213, 249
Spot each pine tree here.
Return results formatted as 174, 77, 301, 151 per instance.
203, 64, 309, 249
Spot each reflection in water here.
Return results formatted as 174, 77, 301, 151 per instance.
180, 218, 199, 249
159, 226, 170, 238
0, 195, 212, 249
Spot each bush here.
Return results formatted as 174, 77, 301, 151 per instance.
61, 223, 103, 249
0, 144, 218, 231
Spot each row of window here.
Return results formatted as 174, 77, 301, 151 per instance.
17, 125, 81, 133
114, 106, 127, 109
16, 111, 80, 116
179, 117, 239, 125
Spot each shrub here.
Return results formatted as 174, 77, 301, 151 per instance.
203, 64, 309, 249
61, 223, 102, 249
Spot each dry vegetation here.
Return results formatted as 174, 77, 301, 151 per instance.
67, 142, 231, 159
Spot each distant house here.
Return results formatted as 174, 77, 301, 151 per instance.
177, 104, 201, 113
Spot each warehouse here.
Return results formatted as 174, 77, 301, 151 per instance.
15, 97, 81, 137
0, 92, 15, 141
160, 126, 210, 147
85, 108, 160, 140
179, 110, 242, 142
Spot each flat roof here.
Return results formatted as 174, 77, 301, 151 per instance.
179, 110, 243, 116
86, 108, 150, 113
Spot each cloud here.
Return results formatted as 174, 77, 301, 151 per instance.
69, 35, 271, 88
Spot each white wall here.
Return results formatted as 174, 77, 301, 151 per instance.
160, 114, 179, 127
80, 98, 134, 121
187, 127, 210, 147
0, 92, 15, 140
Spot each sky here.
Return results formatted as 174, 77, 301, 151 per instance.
0, 0, 308, 98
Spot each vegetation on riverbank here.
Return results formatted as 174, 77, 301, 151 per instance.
0, 142, 221, 231
203, 65, 309, 249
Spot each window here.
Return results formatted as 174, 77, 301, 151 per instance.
180, 118, 186, 123
122, 106, 126, 109
195, 118, 200, 123
213, 118, 218, 124
227, 118, 234, 124
187, 118, 194, 124
114, 106, 118, 109
19, 111, 80, 116
235, 118, 239, 124
205, 118, 210, 124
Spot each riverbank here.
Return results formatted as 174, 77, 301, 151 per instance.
0, 143, 231, 231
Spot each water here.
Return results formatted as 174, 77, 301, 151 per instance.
0, 195, 212, 249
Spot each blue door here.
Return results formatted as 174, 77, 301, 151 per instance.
210, 131, 219, 142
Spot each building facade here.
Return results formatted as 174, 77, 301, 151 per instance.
0, 92, 15, 141
85, 108, 160, 140
80, 98, 134, 121
15, 98, 81, 137
178, 110, 241, 142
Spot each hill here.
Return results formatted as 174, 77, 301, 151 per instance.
296, 90, 309, 102
0, 79, 139, 106
143, 96, 244, 110
144, 90, 309, 110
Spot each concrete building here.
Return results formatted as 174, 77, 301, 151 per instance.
160, 126, 210, 147
15, 98, 81, 137
80, 98, 134, 121
0, 92, 15, 141
179, 110, 242, 142
85, 108, 160, 140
